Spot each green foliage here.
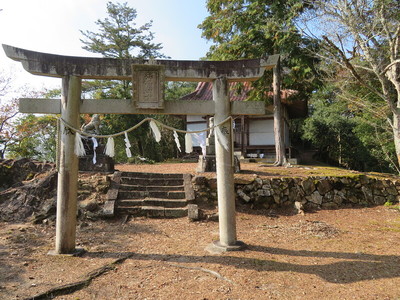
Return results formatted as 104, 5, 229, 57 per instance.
302, 90, 362, 169
42, 88, 61, 98
7, 114, 57, 162
200, 0, 321, 166
79, 1, 190, 163
301, 84, 397, 173
306, 0, 400, 171
199, 0, 321, 100
165, 82, 197, 101
384, 200, 395, 207
99, 113, 184, 163
80, 2, 166, 59
352, 113, 397, 173
127, 155, 155, 164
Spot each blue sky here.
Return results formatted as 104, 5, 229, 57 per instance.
0, 0, 211, 90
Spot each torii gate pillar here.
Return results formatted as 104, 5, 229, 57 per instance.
52, 76, 82, 255
212, 76, 242, 250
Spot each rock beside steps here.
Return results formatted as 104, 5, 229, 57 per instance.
103, 171, 195, 218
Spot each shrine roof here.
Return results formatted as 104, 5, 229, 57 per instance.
181, 82, 307, 118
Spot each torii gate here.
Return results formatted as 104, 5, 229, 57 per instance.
3, 44, 280, 254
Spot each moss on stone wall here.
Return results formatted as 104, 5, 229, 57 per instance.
192, 175, 400, 211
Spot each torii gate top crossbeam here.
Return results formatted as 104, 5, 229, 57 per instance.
2, 44, 279, 82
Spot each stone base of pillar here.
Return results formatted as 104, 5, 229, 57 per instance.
47, 247, 86, 257
196, 155, 217, 172
196, 155, 241, 173
205, 240, 246, 254
79, 155, 114, 173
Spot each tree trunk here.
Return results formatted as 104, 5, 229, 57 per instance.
388, 68, 400, 171
273, 56, 288, 166
338, 131, 342, 166
392, 106, 400, 170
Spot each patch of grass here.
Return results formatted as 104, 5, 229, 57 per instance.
367, 220, 381, 227
390, 205, 400, 212
371, 217, 400, 232
302, 166, 358, 177
383, 203, 400, 212
377, 227, 400, 233
252, 258, 268, 267
240, 162, 399, 181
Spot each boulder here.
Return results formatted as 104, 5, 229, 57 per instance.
309, 191, 323, 205
237, 189, 251, 202
301, 179, 316, 195
317, 180, 333, 195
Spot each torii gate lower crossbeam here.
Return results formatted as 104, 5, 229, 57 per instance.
3, 44, 278, 254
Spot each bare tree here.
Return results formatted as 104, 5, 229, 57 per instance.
0, 70, 48, 159
0, 70, 18, 159
301, 0, 400, 167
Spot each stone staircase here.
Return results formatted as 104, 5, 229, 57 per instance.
103, 171, 195, 218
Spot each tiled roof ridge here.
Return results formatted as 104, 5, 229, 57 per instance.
180, 82, 296, 101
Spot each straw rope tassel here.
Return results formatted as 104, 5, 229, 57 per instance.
58, 116, 233, 158
126, 147, 132, 158
185, 133, 193, 153
124, 131, 132, 158
124, 132, 131, 148
92, 137, 98, 164
173, 131, 181, 152
150, 120, 161, 142
74, 133, 86, 157
104, 137, 115, 157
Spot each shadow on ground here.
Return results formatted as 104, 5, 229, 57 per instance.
83, 244, 400, 284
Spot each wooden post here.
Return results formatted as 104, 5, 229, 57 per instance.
53, 75, 82, 255
240, 115, 245, 156
273, 57, 287, 166
212, 76, 243, 250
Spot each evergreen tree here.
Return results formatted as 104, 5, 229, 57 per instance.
80, 1, 183, 162
302, 81, 397, 173
199, 0, 321, 165
81, 2, 165, 60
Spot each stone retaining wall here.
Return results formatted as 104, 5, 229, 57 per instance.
192, 175, 400, 211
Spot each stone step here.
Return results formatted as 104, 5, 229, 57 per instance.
120, 171, 184, 179
116, 205, 188, 218
108, 171, 194, 219
118, 184, 185, 192
117, 198, 189, 208
118, 190, 186, 199
120, 177, 184, 186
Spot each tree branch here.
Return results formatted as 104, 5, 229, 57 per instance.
322, 36, 363, 83
382, 59, 400, 75
0, 111, 18, 134
322, 35, 395, 112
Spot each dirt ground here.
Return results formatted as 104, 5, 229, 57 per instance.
115, 162, 371, 178
1, 163, 400, 300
